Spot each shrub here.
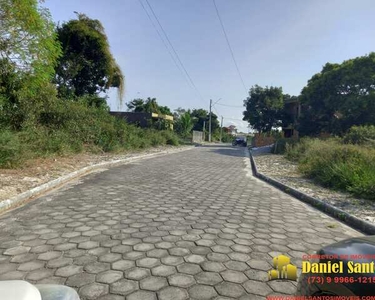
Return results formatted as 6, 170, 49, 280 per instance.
160, 130, 180, 146
286, 138, 375, 199
343, 125, 375, 146
272, 138, 299, 154
0, 130, 22, 167
0, 100, 179, 168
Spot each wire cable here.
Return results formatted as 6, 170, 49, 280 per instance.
138, 0, 198, 95
216, 102, 243, 108
144, 0, 205, 101
212, 0, 248, 94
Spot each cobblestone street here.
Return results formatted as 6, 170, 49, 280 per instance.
0, 146, 361, 299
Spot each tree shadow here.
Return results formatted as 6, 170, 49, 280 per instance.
209, 146, 247, 157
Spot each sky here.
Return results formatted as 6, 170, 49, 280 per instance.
45, 0, 375, 132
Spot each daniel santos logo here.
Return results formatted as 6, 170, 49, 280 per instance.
268, 254, 298, 281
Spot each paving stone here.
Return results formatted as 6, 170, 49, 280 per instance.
26, 268, 54, 281
185, 254, 205, 264
99, 253, 122, 263
127, 290, 157, 300
188, 284, 217, 299
88, 247, 109, 256
140, 276, 168, 291
0, 270, 26, 280
207, 253, 230, 262
221, 270, 248, 283
134, 243, 155, 252
268, 280, 296, 294
168, 274, 196, 288
147, 249, 169, 258
38, 276, 67, 285
47, 257, 73, 268
200, 261, 225, 272
216, 282, 246, 298
247, 260, 271, 271
243, 280, 273, 296
85, 262, 111, 274
190, 246, 212, 255
151, 265, 176, 277
78, 241, 99, 250
155, 241, 174, 249
18, 260, 45, 271
66, 272, 96, 287
161, 255, 184, 266
136, 257, 160, 268
110, 279, 139, 295
79, 283, 109, 299
125, 267, 150, 280
4, 246, 30, 256
158, 286, 189, 300
55, 265, 83, 277
177, 263, 202, 275
195, 271, 223, 285
196, 239, 216, 247
97, 270, 123, 284
54, 243, 76, 251
124, 251, 145, 260
169, 247, 190, 256
38, 251, 62, 261
10, 253, 36, 263
245, 269, 269, 282
111, 245, 132, 254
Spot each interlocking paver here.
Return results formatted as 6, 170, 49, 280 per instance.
79, 282, 108, 299
0, 146, 362, 299
188, 284, 217, 299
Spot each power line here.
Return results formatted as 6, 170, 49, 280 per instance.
144, 0, 204, 101
216, 103, 243, 108
212, 0, 248, 94
138, 0, 198, 94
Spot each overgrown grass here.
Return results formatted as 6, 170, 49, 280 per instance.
0, 101, 180, 168
285, 138, 375, 200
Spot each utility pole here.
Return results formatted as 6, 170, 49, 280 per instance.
209, 99, 212, 142
220, 116, 223, 143
203, 120, 206, 141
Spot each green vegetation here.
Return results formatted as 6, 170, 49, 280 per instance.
284, 130, 375, 200
0, 101, 180, 168
298, 53, 375, 136
0, 3, 179, 169
54, 13, 124, 103
343, 125, 375, 146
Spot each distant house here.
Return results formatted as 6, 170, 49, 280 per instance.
223, 125, 238, 135
282, 97, 300, 139
110, 112, 174, 130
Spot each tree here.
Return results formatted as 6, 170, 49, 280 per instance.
190, 109, 220, 133
175, 112, 194, 137
54, 13, 124, 104
0, 0, 61, 127
298, 53, 375, 136
243, 85, 284, 133
126, 97, 171, 115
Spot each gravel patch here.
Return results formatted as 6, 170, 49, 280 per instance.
253, 153, 375, 224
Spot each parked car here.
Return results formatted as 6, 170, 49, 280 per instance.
0, 280, 80, 300
297, 236, 375, 296
232, 136, 247, 147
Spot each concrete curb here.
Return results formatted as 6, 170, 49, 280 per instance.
0, 146, 195, 214
249, 150, 375, 235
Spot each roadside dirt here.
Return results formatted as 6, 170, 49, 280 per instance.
253, 153, 375, 224
0, 146, 187, 202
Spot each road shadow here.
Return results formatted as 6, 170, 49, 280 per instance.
209, 147, 247, 157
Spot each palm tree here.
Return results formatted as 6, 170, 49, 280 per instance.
179, 112, 194, 137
